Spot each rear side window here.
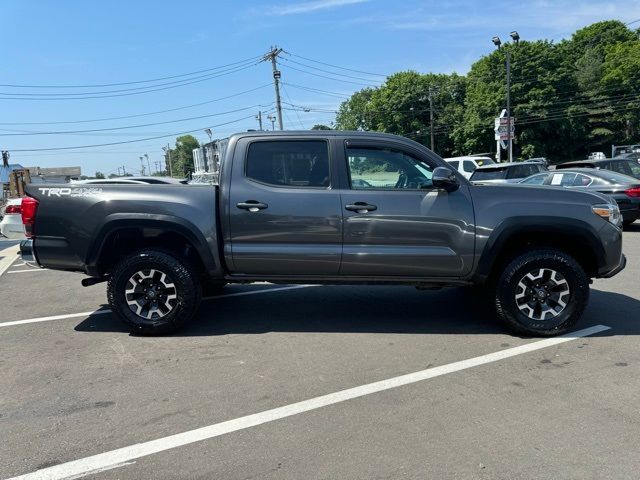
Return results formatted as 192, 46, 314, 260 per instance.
608, 161, 630, 176
463, 160, 476, 173
549, 173, 576, 186
520, 173, 547, 185
471, 168, 506, 181
507, 164, 542, 179
246, 140, 330, 188
448, 160, 459, 169
573, 174, 593, 186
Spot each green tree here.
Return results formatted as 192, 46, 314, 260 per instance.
334, 19, 640, 162
335, 88, 375, 130
169, 135, 200, 177
336, 72, 466, 156
311, 124, 332, 130
94, 171, 105, 179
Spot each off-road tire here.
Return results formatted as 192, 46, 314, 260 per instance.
107, 249, 201, 335
495, 249, 589, 336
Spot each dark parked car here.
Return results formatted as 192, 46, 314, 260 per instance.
19, 131, 624, 337
524, 157, 549, 167
556, 158, 640, 179
618, 152, 640, 163
470, 161, 548, 183
519, 168, 640, 226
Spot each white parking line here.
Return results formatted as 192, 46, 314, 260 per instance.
0, 244, 19, 278
6, 268, 48, 274
0, 285, 316, 328
6, 324, 611, 480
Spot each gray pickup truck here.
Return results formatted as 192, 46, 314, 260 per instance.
20, 131, 625, 336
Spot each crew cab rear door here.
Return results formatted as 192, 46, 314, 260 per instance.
227, 137, 342, 275
338, 139, 475, 277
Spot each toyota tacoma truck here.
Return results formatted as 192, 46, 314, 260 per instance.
19, 131, 625, 336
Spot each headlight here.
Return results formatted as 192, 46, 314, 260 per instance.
592, 203, 622, 227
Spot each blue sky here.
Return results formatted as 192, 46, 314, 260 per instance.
1, 0, 639, 176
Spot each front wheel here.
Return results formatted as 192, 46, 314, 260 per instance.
107, 249, 202, 335
495, 249, 589, 336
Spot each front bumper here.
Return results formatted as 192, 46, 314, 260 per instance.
19, 239, 38, 266
601, 253, 626, 278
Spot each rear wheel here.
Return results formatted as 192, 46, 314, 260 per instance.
107, 249, 201, 335
495, 249, 589, 336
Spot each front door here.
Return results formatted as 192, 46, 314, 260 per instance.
228, 138, 342, 275
339, 140, 475, 277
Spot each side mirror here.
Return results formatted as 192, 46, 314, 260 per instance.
432, 166, 460, 192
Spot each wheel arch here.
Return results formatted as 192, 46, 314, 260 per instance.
474, 217, 605, 283
85, 214, 222, 278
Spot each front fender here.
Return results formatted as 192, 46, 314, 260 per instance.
473, 216, 607, 281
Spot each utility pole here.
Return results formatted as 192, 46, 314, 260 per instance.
256, 111, 263, 130
139, 156, 146, 176
122, 165, 127, 176
428, 87, 435, 152
163, 144, 173, 177
264, 47, 284, 130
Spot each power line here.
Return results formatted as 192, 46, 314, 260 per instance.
0, 84, 272, 125
281, 84, 305, 129
0, 104, 274, 136
279, 64, 380, 87
284, 51, 387, 77
0, 54, 263, 89
280, 57, 384, 83
5, 115, 256, 152
0, 62, 259, 100
282, 82, 351, 99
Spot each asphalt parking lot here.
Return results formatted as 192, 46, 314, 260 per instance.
1, 232, 640, 480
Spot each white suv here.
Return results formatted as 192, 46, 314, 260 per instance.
445, 156, 495, 179
0, 198, 25, 239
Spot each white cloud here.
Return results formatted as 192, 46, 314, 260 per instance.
268, 0, 369, 16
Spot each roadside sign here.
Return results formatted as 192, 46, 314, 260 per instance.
494, 118, 515, 140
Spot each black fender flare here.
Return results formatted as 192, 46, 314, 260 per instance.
85, 213, 221, 277
473, 216, 605, 281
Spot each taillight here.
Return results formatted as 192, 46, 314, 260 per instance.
5, 204, 22, 215
21, 196, 39, 238
625, 187, 640, 197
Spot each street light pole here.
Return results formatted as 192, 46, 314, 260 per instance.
492, 31, 519, 163
428, 86, 435, 152
506, 50, 512, 163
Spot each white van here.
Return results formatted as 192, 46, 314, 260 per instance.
444, 156, 495, 179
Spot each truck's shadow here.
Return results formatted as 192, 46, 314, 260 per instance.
74, 286, 640, 337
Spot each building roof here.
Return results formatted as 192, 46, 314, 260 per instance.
0, 164, 24, 183
25, 166, 81, 177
